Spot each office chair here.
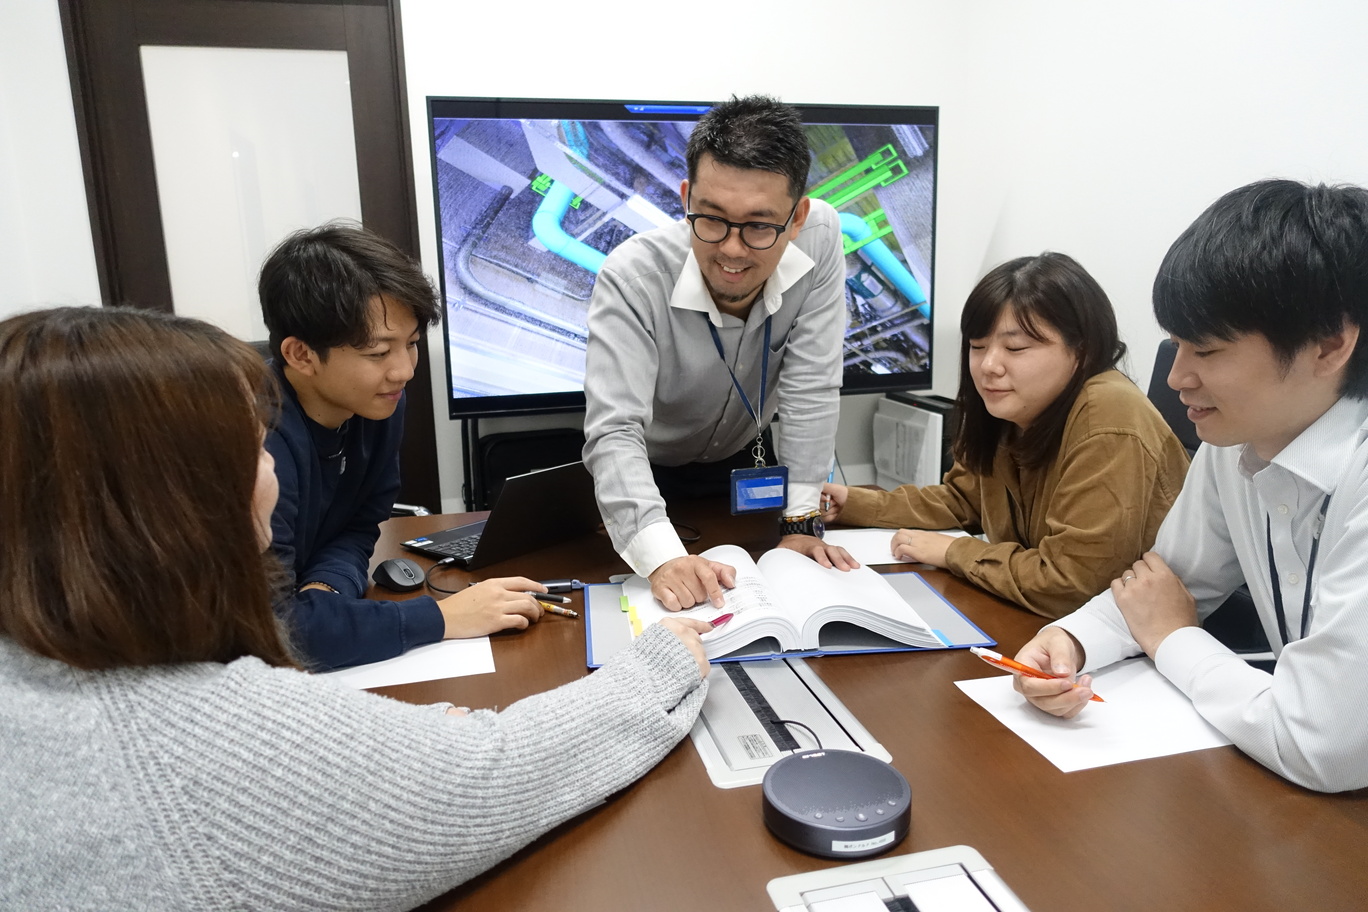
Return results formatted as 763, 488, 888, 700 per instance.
1147, 340, 1273, 666
1146, 339, 1200, 456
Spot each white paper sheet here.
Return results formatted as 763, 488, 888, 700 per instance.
823, 527, 971, 566
318, 637, 495, 690
954, 657, 1232, 772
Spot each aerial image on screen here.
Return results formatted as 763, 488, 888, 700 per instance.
429, 99, 937, 416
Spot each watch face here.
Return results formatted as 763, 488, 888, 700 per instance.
812, 516, 825, 539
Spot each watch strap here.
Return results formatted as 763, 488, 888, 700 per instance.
780, 509, 825, 539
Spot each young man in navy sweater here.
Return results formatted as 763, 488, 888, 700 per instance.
259, 223, 545, 670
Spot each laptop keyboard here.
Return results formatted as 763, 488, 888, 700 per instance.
428, 534, 480, 559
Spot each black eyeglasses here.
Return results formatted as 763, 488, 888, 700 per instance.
684, 193, 800, 251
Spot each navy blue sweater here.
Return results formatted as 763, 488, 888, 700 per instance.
266, 365, 444, 670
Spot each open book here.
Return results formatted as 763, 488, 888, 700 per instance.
618, 544, 991, 662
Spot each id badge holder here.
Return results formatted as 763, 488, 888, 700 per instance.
730, 464, 788, 515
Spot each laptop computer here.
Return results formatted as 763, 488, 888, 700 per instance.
401, 460, 601, 569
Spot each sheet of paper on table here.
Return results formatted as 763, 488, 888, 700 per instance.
954, 656, 1232, 772
822, 527, 972, 566
318, 637, 495, 690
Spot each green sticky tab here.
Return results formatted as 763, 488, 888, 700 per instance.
619, 595, 629, 613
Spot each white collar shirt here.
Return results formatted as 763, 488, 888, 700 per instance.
1051, 395, 1368, 791
668, 243, 815, 326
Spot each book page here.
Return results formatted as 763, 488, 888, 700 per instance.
620, 544, 800, 656
756, 548, 939, 648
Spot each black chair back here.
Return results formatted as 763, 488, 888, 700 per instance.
1146, 339, 1201, 455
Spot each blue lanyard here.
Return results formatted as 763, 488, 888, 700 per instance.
1265, 494, 1330, 645
705, 313, 771, 431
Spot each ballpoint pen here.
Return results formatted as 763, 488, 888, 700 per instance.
709, 613, 733, 628
970, 647, 1105, 702
525, 592, 571, 604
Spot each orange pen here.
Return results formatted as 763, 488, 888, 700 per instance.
970, 647, 1105, 702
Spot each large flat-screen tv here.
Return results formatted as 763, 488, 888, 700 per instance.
427, 97, 937, 419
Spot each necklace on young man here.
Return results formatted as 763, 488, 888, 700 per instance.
321, 419, 350, 475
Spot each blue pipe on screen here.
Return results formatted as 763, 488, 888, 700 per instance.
532, 182, 606, 274
838, 211, 928, 317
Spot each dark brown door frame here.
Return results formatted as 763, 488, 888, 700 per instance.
58, 0, 441, 509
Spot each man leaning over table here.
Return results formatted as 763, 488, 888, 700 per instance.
1014, 179, 1368, 793
583, 95, 855, 612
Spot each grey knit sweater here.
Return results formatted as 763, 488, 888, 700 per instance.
0, 624, 707, 910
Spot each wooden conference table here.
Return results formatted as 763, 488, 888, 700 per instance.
366, 503, 1368, 912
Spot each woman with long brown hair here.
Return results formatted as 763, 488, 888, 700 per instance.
822, 253, 1190, 618
0, 306, 710, 910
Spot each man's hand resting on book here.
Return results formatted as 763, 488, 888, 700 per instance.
778, 534, 860, 570
649, 556, 737, 611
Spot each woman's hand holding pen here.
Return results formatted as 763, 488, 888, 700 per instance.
1011, 627, 1095, 718
819, 482, 848, 523
439, 577, 546, 639
657, 617, 715, 679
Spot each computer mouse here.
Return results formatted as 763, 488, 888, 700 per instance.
372, 557, 426, 592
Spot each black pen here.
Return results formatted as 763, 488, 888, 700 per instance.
537, 579, 584, 593
526, 592, 571, 604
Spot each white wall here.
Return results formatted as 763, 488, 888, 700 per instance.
401, 0, 1368, 509
0, 1, 101, 320
12, 0, 1368, 509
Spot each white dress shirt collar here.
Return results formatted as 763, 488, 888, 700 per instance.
1239, 396, 1368, 493
670, 242, 816, 326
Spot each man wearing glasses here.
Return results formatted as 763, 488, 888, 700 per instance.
583, 95, 855, 612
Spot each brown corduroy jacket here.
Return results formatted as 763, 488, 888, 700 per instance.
841, 370, 1190, 619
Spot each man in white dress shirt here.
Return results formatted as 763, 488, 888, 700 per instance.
1014, 179, 1368, 792
583, 96, 854, 611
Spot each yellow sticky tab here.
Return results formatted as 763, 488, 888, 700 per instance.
628, 605, 642, 637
